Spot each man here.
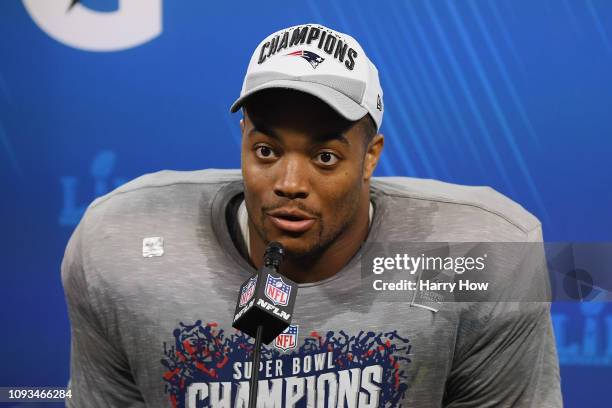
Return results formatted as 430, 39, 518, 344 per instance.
62, 24, 562, 407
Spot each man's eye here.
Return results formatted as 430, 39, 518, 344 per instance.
315, 151, 339, 166
255, 145, 276, 159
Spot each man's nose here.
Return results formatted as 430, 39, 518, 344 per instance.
273, 156, 309, 200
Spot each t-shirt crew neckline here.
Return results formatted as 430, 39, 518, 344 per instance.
210, 180, 386, 290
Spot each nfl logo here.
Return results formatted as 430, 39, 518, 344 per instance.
239, 277, 257, 307
275, 325, 298, 351
265, 274, 291, 306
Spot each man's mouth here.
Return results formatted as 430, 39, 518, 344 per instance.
266, 208, 316, 233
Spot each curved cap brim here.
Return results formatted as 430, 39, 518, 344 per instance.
230, 79, 368, 122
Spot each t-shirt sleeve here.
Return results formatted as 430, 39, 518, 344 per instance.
443, 226, 563, 408
61, 214, 146, 407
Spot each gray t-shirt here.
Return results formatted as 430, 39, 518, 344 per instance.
61, 169, 562, 407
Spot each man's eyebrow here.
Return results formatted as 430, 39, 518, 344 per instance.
247, 123, 350, 145
319, 133, 350, 146
247, 123, 280, 140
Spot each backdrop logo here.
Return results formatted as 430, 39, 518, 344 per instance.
59, 150, 126, 227
22, 0, 162, 52
553, 303, 612, 366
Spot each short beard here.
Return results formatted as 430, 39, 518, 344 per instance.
259, 188, 363, 262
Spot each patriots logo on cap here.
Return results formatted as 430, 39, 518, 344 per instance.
274, 325, 298, 351
285, 50, 325, 69
239, 276, 257, 307
265, 274, 291, 306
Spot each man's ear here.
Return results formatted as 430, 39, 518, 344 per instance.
363, 134, 384, 181
240, 106, 249, 135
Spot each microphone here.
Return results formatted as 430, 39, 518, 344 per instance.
232, 241, 298, 408
232, 241, 298, 344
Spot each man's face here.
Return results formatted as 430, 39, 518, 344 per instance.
240, 90, 379, 258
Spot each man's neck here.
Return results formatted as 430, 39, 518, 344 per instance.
240, 197, 373, 284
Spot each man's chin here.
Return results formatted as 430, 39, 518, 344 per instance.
266, 235, 322, 259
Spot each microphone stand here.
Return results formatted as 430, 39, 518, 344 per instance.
248, 248, 282, 408
241, 242, 284, 408
248, 325, 263, 408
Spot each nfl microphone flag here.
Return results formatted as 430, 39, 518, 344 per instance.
232, 244, 298, 344
232, 242, 298, 408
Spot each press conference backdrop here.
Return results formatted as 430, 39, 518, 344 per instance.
0, 0, 611, 406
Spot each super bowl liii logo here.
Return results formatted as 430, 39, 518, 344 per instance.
59, 150, 126, 226
553, 303, 612, 366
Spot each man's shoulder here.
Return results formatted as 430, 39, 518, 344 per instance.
74, 169, 242, 237
88, 168, 242, 210
372, 176, 541, 238
71, 168, 243, 260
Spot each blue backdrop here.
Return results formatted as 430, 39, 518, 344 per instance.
1, 1, 611, 407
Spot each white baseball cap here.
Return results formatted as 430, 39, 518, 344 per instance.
230, 23, 384, 130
